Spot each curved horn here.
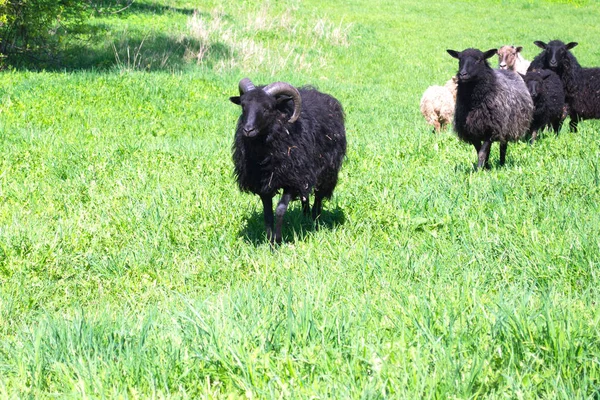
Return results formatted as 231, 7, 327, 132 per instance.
263, 82, 302, 123
239, 78, 256, 94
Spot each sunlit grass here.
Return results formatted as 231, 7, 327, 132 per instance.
0, 0, 599, 397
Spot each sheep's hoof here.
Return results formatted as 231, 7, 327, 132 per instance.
268, 238, 281, 250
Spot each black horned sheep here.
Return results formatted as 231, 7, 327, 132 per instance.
447, 48, 533, 169
497, 45, 530, 75
230, 78, 346, 244
521, 69, 566, 143
420, 76, 458, 133
529, 40, 600, 132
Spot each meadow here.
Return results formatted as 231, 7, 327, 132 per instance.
1, 0, 600, 397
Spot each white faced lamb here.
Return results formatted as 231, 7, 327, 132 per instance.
529, 40, 600, 132
230, 78, 347, 244
419, 76, 458, 132
521, 69, 566, 144
497, 45, 530, 75
447, 48, 533, 169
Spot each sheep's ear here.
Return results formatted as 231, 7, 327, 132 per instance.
516, 46, 523, 53
447, 50, 459, 59
483, 49, 497, 60
276, 95, 292, 105
229, 96, 241, 105
275, 95, 293, 114
566, 42, 578, 50
534, 41, 547, 49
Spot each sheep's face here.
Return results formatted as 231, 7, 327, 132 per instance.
524, 73, 543, 99
230, 90, 281, 138
497, 45, 522, 70
447, 48, 497, 83
534, 40, 578, 70
524, 69, 556, 99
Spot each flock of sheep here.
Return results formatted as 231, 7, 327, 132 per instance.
229, 39, 600, 244
421, 40, 600, 167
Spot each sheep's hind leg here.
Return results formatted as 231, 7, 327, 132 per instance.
274, 192, 292, 244
312, 194, 323, 230
569, 115, 579, 132
471, 141, 481, 167
477, 139, 492, 169
261, 195, 275, 243
499, 142, 508, 166
530, 130, 538, 145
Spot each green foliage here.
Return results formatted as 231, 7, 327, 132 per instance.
0, 0, 7, 26
0, 0, 90, 62
0, 0, 7, 67
0, 0, 600, 397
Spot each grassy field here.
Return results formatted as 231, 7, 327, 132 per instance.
1, 0, 600, 397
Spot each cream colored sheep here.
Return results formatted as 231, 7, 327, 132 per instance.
419, 76, 458, 132
497, 45, 530, 75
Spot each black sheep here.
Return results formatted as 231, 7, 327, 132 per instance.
447, 48, 533, 169
522, 69, 566, 143
529, 40, 600, 132
230, 78, 346, 244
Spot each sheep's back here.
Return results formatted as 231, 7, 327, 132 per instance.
528, 54, 546, 72
569, 67, 600, 118
454, 70, 533, 142
533, 71, 565, 130
515, 58, 531, 75
295, 89, 347, 191
493, 70, 534, 140
233, 88, 346, 198
420, 86, 455, 123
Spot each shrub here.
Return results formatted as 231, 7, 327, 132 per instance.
0, 0, 90, 62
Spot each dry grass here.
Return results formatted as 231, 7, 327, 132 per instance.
184, 3, 352, 73
313, 17, 352, 47
184, 10, 226, 64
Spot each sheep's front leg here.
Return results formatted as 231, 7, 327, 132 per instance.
499, 142, 508, 165
274, 192, 292, 244
312, 194, 323, 230
552, 119, 563, 136
477, 139, 492, 169
530, 130, 539, 145
569, 115, 579, 133
260, 195, 274, 243
301, 196, 310, 216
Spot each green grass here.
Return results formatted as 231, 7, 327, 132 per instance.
1, 0, 600, 397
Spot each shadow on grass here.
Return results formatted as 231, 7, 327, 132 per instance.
240, 205, 346, 246
9, 32, 231, 71
116, 2, 197, 16
455, 143, 532, 174
5, 3, 229, 71
454, 161, 513, 174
